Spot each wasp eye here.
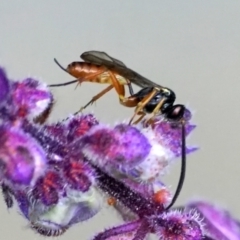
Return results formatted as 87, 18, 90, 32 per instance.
166, 104, 185, 121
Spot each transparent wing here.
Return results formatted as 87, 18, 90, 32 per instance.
80, 50, 161, 88
81, 51, 126, 68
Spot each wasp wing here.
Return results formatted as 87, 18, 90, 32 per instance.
81, 51, 126, 68
123, 68, 161, 88
81, 50, 161, 88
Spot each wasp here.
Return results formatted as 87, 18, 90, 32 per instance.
50, 51, 188, 209
50, 50, 185, 125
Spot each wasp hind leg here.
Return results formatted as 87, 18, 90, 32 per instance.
78, 84, 114, 112
78, 70, 126, 113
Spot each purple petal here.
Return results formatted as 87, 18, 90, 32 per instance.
153, 120, 197, 158
62, 158, 94, 192
32, 171, 63, 206
11, 78, 53, 120
188, 201, 240, 240
45, 113, 99, 144
82, 124, 151, 170
0, 126, 47, 186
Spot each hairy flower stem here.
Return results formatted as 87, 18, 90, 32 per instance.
95, 166, 164, 216
93, 220, 142, 240
22, 120, 68, 157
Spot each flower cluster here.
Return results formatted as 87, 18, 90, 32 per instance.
0, 66, 239, 239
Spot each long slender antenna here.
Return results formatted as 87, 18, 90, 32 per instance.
53, 58, 69, 74
165, 121, 186, 210
48, 58, 79, 87
49, 79, 78, 87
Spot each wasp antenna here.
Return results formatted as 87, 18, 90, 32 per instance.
48, 79, 79, 87
48, 58, 79, 87
54, 58, 69, 74
165, 121, 186, 210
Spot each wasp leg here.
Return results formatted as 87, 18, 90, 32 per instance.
102, 71, 134, 96
78, 69, 133, 112
80, 69, 129, 111
145, 98, 166, 124
132, 111, 146, 125
78, 84, 114, 112
75, 69, 116, 111
108, 71, 126, 100
128, 88, 160, 125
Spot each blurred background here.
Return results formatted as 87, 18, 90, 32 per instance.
0, 1, 240, 239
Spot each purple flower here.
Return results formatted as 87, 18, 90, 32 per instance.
0, 65, 238, 240
0, 66, 199, 239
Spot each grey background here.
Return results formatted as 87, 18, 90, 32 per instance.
0, 1, 240, 239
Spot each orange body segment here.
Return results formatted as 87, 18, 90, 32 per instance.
67, 62, 106, 81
